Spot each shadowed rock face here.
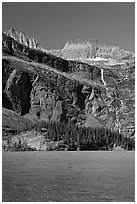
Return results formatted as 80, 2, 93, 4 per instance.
2, 31, 135, 136
4, 69, 32, 115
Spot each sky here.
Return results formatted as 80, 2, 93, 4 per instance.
2, 2, 135, 52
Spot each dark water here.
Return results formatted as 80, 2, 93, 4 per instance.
2, 151, 135, 202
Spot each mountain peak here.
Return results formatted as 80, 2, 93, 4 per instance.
64, 39, 98, 46
4, 28, 39, 49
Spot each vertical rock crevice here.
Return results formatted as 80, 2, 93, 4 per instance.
4, 70, 32, 115
75, 84, 86, 111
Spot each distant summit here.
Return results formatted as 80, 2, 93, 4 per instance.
61, 39, 98, 59
64, 39, 98, 46
61, 39, 133, 61
48, 38, 134, 61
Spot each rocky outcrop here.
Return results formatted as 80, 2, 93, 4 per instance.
4, 28, 39, 49
3, 130, 67, 151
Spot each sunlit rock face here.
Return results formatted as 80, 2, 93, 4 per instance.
59, 39, 134, 63
4, 28, 39, 49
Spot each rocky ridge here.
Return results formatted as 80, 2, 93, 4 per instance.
4, 28, 46, 51
5, 28, 134, 62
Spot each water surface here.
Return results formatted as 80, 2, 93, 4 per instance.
2, 151, 135, 202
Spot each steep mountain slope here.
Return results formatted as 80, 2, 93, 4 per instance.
2, 29, 135, 139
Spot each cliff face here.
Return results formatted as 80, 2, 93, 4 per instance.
2, 30, 135, 138
2, 56, 87, 124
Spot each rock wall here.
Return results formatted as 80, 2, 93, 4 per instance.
2, 58, 87, 124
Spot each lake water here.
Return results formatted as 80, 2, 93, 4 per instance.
2, 151, 135, 202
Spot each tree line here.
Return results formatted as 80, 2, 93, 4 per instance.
3, 120, 135, 151
37, 121, 135, 151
